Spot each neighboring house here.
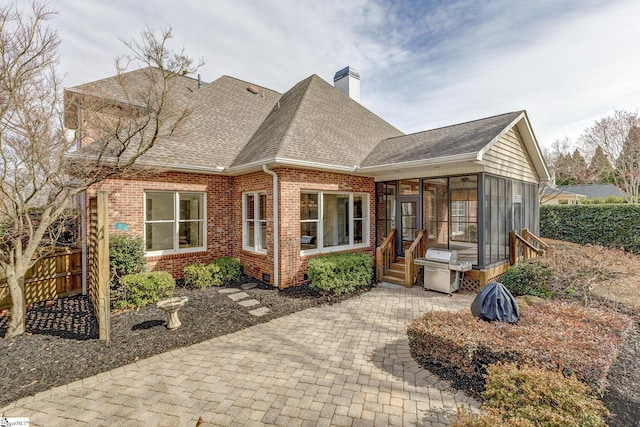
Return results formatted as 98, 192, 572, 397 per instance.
65, 66, 550, 290
541, 187, 586, 205
557, 184, 626, 200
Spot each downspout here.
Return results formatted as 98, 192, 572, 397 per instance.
262, 165, 279, 287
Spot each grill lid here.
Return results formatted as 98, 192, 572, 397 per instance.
425, 248, 458, 263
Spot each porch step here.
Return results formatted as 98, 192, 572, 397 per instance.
381, 259, 407, 286
381, 274, 405, 286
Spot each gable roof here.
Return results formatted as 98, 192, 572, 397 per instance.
361, 111, 523, 167
359, 110, 550, 182
557, 184, 626, 199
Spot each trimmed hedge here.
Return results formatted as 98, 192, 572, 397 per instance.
183, 257, 241, 288
115, 271, 175, 309
308, 252, 373, 294
540, 204, 640, 253
407, 301, 632, 395
184, 263, 216, 288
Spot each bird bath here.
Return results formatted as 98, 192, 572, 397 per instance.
156, 296, 188, 330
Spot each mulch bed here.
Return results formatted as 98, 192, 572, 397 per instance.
0, 276, 365, 407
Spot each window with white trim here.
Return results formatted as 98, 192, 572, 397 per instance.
144, 191, 205, 254
451, 200, 466, 235
300, 191, 369, 252
243, 192, 267, 253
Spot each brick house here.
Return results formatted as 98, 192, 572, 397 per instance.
65, 66, 550, 290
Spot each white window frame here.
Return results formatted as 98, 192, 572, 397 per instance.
144, 191, 206, 256
300, 191, 370, 255
451, 200, 466, 236
243, 191, 267, 254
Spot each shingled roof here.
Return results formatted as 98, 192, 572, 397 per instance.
361, 111, 523, 167
65, 68, 546, 179
232, 75, 402, 169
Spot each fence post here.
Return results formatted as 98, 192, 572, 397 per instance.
97, 191, 111, 345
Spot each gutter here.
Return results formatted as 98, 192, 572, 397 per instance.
262, 165, 279, 287
357, 152, 477, 173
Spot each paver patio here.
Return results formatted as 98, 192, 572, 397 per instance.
1, 284, 480, 426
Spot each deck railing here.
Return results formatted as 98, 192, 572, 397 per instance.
375, 229, 396, 281
404, 230, 425, 286
509, 228, 550, 265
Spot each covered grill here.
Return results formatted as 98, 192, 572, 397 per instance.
414, 248, 471, 294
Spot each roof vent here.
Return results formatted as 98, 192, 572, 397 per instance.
247, 85, 259, 94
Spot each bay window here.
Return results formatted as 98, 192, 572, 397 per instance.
145, 191, 205, 254
243, 192, 267, 253
300, 191, 369, 252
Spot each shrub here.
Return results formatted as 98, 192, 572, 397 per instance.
211, 256, 241, 283
482, 362, 608, 427
115, 271, 175, 309
540, 204, 640, 253
183, 257, 240, 289
501, 261, 552, 298
308, 252, 372, 294
184, 263, 216, 288
109, 234, 147, 305
453, 411, 532, 427
407, 301, 632, 395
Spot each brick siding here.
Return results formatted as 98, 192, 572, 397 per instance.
88, 167, 377, 288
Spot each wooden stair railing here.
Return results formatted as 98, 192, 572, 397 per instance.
404, 230, 425, 287
509, 228, 550, 265
376, 229, 397, 281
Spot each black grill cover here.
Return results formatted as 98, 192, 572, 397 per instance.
471, 282, 520, 323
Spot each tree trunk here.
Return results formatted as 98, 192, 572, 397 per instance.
5, 274, 26, 338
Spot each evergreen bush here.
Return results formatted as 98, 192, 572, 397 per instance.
308, 252, 372, 294
501, 261, 552, 298
540, 204, 640, 253
211, 256, 241, 283
115, 271, 175, 309
184, 263, 215, 288
109, 234, 147, 305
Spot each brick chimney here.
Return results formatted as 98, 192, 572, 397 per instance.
333, 66, 360, 103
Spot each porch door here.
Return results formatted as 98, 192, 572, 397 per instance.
397, 197, 420, 256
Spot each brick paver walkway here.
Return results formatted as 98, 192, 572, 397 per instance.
1, 284, 480, 426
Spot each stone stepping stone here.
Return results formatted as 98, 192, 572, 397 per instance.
249, 307, 270, 317
237, 299, 260, 308
218, 288, 240, 294
240, 282, 258, 290
227, 292, 250, 301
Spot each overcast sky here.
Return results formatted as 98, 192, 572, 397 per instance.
42, 0, 640, 150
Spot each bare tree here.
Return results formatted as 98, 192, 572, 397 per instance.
0, 2, 202, 338
580, 110, 640, 203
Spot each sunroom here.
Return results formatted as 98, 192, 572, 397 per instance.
360, 111, 550, 289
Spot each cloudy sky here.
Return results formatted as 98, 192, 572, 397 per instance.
41, 0, 640, 149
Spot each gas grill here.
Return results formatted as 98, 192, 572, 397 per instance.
414, 248, 472, 294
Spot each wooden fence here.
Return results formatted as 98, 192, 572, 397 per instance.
0, 248, 82, 310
